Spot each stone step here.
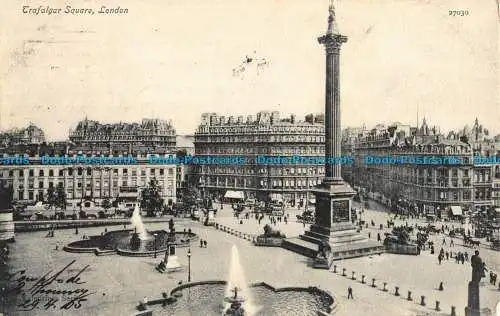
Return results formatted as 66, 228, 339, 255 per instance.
305, 229, 361, 240
301, 231, 367, 246
282, 237, 318, 258
299, 234, 324, 245
313, 245, 386, 269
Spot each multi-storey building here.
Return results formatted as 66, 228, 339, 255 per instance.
68, 117, 176, 154
193, 111, 326, 204
1, 118, 180, 210
342, 119, 500, 216
0, 152, 178, 210
458, 119, 500, 212
0, 123, 46, 146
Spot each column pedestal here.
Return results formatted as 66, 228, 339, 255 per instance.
282, 181, 384, 269
465, 281, 491, 316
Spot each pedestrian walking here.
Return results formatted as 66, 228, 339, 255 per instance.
203, 240, 207, 248
442, 238, 447, 246
347, 286, 354, 299
450, 239, 454, 247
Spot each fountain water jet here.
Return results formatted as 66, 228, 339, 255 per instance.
223, 245, 258, 316
131, 205, 150, 240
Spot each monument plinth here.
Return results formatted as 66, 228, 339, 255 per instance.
282, 1, 384, 268
465, 251, 492, 316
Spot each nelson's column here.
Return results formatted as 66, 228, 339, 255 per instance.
283, 1, 384, 269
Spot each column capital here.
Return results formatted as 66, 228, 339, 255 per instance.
318, 34, 348, 46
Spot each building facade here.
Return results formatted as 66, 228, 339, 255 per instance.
0, 154, 178, 210
193, 111, 326, 204
342, 119, 500, 215
68, 118, 176, 154
1, 118, 181, 210
0, 123, 46, 147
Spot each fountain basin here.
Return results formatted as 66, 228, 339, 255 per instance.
141, 280, 336, 315
64, 229, 198, 257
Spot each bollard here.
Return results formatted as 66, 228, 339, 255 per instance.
342, 268, 346, 276
371, 278, 376, 288
438, 281, 444, 291
420, 295, 426, 306
407, 291, 412, 301
451, 306, 456, 316
352, 271, 356, 280
394, 286, 400, 296
435, 301, 440, 311
333, 265, 337, 273
361, 275, 365, 284
383, 282, 387, 292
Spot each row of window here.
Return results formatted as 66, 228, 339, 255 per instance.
2, 167, 175, 178
201, 177, 322, 189
196, 134, 325, 142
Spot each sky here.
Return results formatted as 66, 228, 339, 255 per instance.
0, 0, 499, 140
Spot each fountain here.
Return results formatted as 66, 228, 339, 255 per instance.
144, 244, 335, 315
224, 286, 246, 316
223, 245, 256, 316
131, 205, 150, 240
63, 209, 199, 256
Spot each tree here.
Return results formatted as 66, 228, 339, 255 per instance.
0, 181, 13, 210
46, 186, 56, 209
102, 198, 112, 212
182, 185, 201, 207
141, 179, 164, 217
54, 183, 67, 210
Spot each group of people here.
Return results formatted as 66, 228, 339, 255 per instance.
199, 239, 208, 248
438, 247, 469, 265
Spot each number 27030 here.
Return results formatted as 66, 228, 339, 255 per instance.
449, 10, 469, 16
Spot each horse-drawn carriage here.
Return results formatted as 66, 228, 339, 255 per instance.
463, 236, 481, 248
449, 228, 465, 238
296, 210, 314, 224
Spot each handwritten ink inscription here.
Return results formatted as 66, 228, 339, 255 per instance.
6, 260, 95, 311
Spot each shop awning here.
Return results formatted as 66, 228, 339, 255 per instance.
224, 191, 244, 199
450, 206, 463, 216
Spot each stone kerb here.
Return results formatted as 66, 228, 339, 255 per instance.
139, 281, 337, 314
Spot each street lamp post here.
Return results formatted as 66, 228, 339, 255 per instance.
164, 241, 169, 264
187, 248, 192, 282
153, 233, 158, 258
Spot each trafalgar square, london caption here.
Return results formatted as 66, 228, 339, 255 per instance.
22, 4, 128, 15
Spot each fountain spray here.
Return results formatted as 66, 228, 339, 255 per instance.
224, 245, 258, 315
131, 205, 149, 240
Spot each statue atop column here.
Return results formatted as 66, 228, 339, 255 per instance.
470, 250, 485, 283
327, 0, 339, 35
466, 250, 487, 316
